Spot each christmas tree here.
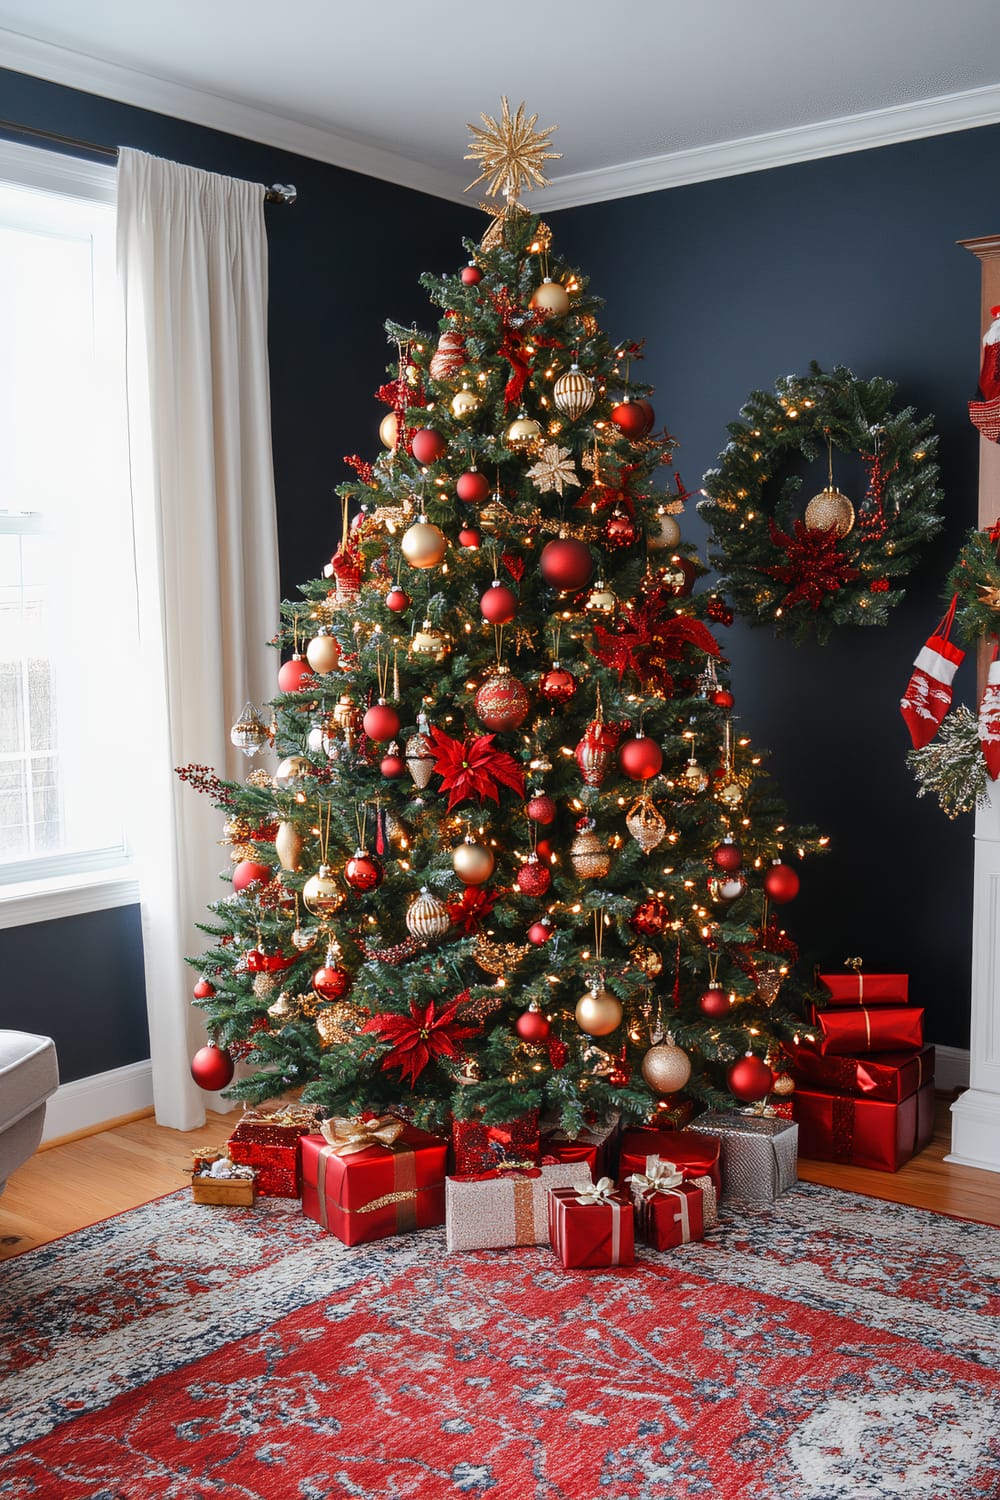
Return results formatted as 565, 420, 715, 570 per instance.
184, 100, 826, 1136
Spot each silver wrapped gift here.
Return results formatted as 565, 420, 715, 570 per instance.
686, 1113, 798, 1203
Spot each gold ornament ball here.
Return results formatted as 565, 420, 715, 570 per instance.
379, 412, 399, 449
585, 580, 617, 615
575, 985, 623, 1037
631, 943, 663, 977
772, 1072, 796, 1096
302, 864, 346, 916
411, 623, 450, 662
305, 632, 341, 674
452, 837, 495, 886
641, 1037, 692, 1095
506, 414, 543, 454
406, 887, 451, 942
451, 387, 481, 420
714, 775, 744, 809
530, 278, 571, 316
274, 755, 312, 790
274, 821, 303, 873
648, 511, 682, 551
804, 486, 855, 538
569, 827, 611, 879
679, 759, 709, 794
401, 519, 447, 569
552, 365, 595, 421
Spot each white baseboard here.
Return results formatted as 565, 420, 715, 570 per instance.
41, 1059, 153, 1143
932, 1044, 971, 1094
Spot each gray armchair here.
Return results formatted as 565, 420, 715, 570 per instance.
0, 1032, 59, 1194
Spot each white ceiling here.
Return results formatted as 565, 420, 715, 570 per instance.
2, 1, 1000, 207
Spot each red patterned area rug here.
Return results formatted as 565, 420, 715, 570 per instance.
1, 1182, 999, 1499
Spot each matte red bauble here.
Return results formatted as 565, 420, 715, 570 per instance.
603, 511, 639, 549
232, 859, 272, 892
345, 850, 383, 892
539, 664, 576, 705
193, 978, 215, 1000
618, 734, 663, 781
712, 688, 735, 710
380, 750, 406, 778
456, 469, 491, 504
516, 857, 551, 897
712, 837, 742, 872
630, 897, 670, 936
763, 861, 800, 904
480, 581, 518, 624
515, 1005, 551, 1043
386, 585, 410, 612
458, 527, 481, 549
277, 655, 315, 693
461, 263, 483, 286
474, 668, 530, 731
535, 838, 554, 863
313, 962, 352, 1002
410, 427, 447, 465
540, 537, 594, 592
527, 917, 554, 945
362, 702, 401, 743
698, 986, 731, 1019
727, 1053, 775, 1103
634, 398, 656, 433
610, 400, 648, 437
190, 1043, 234, 1091
526, 793, 557, 824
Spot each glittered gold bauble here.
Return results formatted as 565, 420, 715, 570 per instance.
274, 821, 303, 873
401, 518, 447, 569
648, 510, 682, 552
625, 796, 667, 855
452, 836, 495, 885
230, 702, 268, 757
678, 758, 709, 794
274, 755, 312, 790
429, 329, 467, 381
305, 631, 341, 674
641, 1036, 692, 1095
451, 386, 481, 420
804, 485, 855, 538
316, 1005, 358, 1047
772, 1072, 796, 1096
506, 413, 543, 454
302, 863, 346, 917
630, 943, 663, 977
252, 971, 280, 1002
552, 364, 595, 421
379, 412, 399, 449
474, 666, 530, 732
411, 622, 450, 662
405, 727, 435, 789
405, 886, 451, 942
569, 826, 611, 879
575, 984, 623, 1036
714, 774, 744, 810
530, 278, 571, 316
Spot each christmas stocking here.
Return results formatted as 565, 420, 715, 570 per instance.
969, 306, 1000, 442
979, 643, 1000, 780
900, 596, 965, 750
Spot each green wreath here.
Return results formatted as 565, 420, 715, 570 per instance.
699, 363, 944, 644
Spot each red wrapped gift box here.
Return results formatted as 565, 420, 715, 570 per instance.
793, 1079, 935, 1172
540, 1112, 620, 1181
787, 1044, 934, 1103
811, 1005, 924, 1056
301, 1115, 447, 1246
625, 1159, 706, 1250
227, 1104, 325, 1198
452, 1111, 540, 1173
548, 1181, 634, 1269
617, 1128, 721, 1197
818, 972, 908, 1008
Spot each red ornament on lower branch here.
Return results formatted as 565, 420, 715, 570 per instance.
727, 1052, 774, 1102
190, 1042, 234, 1091
515, 1003, 551, 1043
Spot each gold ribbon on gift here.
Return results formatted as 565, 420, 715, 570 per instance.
357, 1190, 419, 1214
320, 1114, 406, 1155
242, 1104, 321, 1129
512, 1176, 536, 1246
845, 956, 864, 1003
862, 1006, 872, 1047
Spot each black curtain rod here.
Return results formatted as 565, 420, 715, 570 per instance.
0, 117, 297, 203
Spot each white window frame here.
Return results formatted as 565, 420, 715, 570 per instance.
0, 137, 138, 929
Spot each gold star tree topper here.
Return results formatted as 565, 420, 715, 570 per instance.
465, 97, 560, 202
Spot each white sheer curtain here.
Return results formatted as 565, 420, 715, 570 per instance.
117, 148, 280, 1129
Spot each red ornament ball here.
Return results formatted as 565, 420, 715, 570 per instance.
548, 1037, 569, 1069
540, 537, 594, 593
386, 585, 410, 613
516, 858, 552, 897
763, 861, 800, 904
618, 734, 663, 781
345, 851, 383, 892
634, 398, 656, 434
527, 793, 557, 825
727, 1053, 775, 1103
232, 859, 271, 893
474, 669, 530, 731
193, 977, 216, 1000
458, 527, 481, 549
712, 838, 742, 872
480, 581, 518, 624
190, 1042, 234, 1091
515, 1007, 551, 1043
362, 702, 401, 742
313, 963, 352, 1001
603, 511, 639, 549
610, 400, 649, 437
528, 917, 554, 945
456, 469, 491, 504
630, 897, 670, 936
380, 750, 406, 779
410, 428, 447, 465
461, 263, 483, 286
698, 986, 731, 1019
277, 655, 314, 693
712, 688, 735, 710
535, 838, 554, 863
538, 664, 577, 705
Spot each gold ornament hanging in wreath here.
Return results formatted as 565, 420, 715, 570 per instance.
699, 363, 944, 644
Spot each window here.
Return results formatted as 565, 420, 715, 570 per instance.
0, 139, 139, 922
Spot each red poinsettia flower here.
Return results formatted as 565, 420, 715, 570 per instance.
427, 727, 525, 811
361, 997, 480, 1084
447, 885, 498, 934
594, 604, 720, 687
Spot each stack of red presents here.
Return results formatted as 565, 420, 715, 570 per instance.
788, 966, 935, 1172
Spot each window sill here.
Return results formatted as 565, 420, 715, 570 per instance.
0, 866, 140, 930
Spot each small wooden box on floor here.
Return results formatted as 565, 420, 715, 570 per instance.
191, 1174, 256, 1206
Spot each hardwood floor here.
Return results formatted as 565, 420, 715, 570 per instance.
1, 1093, 998, 1261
